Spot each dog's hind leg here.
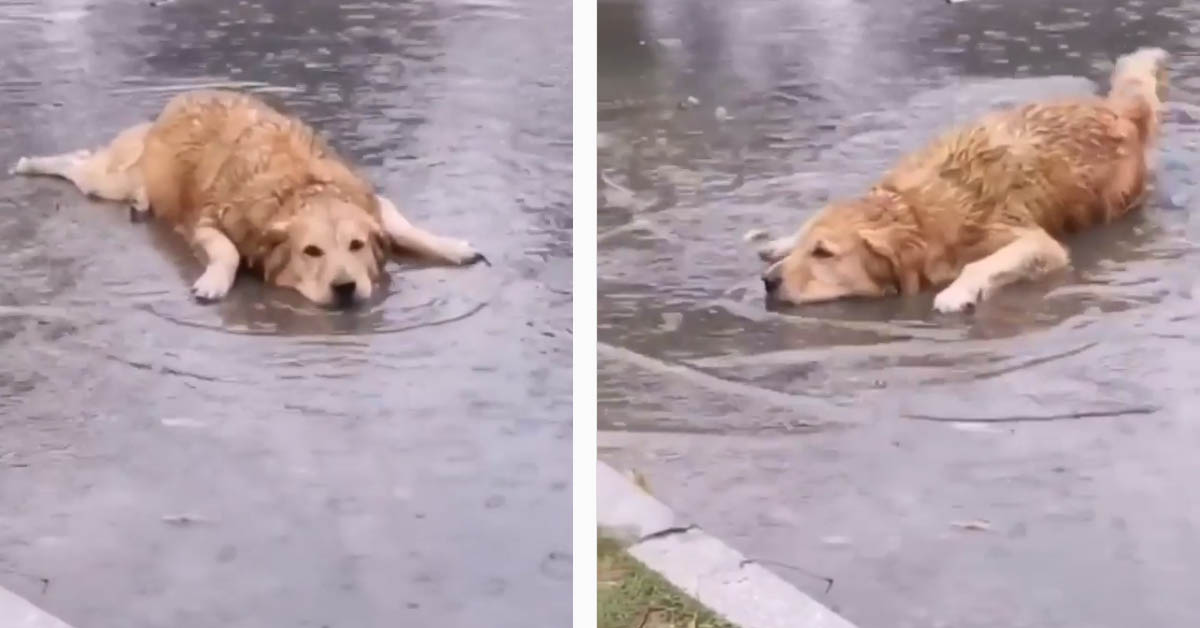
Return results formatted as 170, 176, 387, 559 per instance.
933, 227, 1069, 313
11, 122, 150, 215
375, 195, 487, 266
11, 150, 92, 180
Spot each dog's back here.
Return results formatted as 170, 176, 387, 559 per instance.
881, 47, 1168, 240
139, 90, 376, 245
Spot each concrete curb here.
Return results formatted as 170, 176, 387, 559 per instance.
0, 586, 73, 628
598, 461, 857, 628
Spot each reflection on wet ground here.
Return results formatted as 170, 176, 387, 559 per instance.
0, 1, 570, 627
599, 0, 1200, 626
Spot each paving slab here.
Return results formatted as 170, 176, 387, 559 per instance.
0, 587, 72, 628
600, 461, 858, 628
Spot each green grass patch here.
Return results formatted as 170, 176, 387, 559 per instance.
598, 535, 738, 628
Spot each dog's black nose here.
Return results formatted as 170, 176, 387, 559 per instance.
331, 281, 356, 304
762, 274, 782, 294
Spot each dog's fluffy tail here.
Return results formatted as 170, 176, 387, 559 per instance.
1108, 46, 1169, 145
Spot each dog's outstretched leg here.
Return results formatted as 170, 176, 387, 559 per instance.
375, 195, 487, 266
933, 227, 1069, 313
756, 233, 801, 263
11, 122, 151, 216
753, 220, 817, 263
189, 226, 241, 302
11, 150, 92, 178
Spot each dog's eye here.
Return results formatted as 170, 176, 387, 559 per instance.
812, 243, 834, 259
303, 245, 324, 258
349, 239, 365, 251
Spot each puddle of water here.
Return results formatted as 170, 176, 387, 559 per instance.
599, 0, 1200, 420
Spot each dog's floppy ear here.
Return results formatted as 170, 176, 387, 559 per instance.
367, 219, 389, 269
860, 225, 924, 296
260, 219, 293, 281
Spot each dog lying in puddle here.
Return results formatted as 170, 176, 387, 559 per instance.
756, 47, 1168, 313
12, 90, 485, 308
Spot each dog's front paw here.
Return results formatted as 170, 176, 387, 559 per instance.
443, 239, 488, 266
191, 268, 234, 302
756, 235, 796, 263
9, 157, 30, 176
933, 283, 981, 314
743, 228, 771, 243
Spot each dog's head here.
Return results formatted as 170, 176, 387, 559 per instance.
761, 195, 924, 305
261, 195, 387, 307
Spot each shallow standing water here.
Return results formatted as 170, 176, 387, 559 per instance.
0, 1, 571, 627
599, 1, 1200, 626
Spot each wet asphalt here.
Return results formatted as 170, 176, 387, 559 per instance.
599, 0, 1200, 626
0, 1, 570, 627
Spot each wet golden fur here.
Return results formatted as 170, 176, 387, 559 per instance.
143, 92, 386, 281
760, 47, 1169, 313
12, 90, 482, 306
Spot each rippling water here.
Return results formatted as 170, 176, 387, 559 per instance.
599, 0, 1200, 626
0, 1, 570, 627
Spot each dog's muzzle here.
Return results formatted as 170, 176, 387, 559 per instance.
331, 280, 357, 307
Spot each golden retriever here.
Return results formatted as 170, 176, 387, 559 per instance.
758, 47, 1168, 313
11, 90, 485, 307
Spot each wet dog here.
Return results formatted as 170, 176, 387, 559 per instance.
11, 90, 485, 307
757, 47, 1168, 313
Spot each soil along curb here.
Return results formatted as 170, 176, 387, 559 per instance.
597, 461, 857, 628
0, 586, 73, 628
